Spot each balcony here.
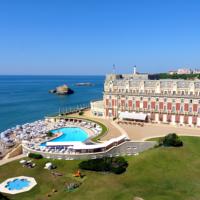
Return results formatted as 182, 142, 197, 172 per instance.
104, 91, 200, 99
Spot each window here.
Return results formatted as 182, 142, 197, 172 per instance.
172, 106, 175, 112
173, 91, 176, 95
190, 99, 193, 104
180, 106, 183, 112
164, 98, 167, 102
172, 99, 175, 103
181, 99, 184, 103
156, 98, 159, 102
189, 107, 192, 113
155, 105, 158, 111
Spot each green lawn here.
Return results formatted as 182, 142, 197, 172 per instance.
1, 137, 200, 200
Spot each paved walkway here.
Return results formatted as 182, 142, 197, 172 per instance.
119, 123, 200, 141
0, 154, 26, 166
110, 120, 129, 138
68, 111, 122, 140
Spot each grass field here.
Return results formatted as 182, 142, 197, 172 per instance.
1, 137, 200, 200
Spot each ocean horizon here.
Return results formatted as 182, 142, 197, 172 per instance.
0, 75, 104, 132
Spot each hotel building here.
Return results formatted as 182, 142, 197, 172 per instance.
103, 70, 200, 127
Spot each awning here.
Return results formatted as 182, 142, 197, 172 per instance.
119, 111, 147, 121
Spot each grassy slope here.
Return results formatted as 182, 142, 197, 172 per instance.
1, 137, 200, 200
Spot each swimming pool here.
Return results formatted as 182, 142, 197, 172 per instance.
41, 127, 89, 146
0, 176, 37, 194
5, 179, 30, 191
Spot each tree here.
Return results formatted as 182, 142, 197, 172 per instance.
159, 133, 183, 147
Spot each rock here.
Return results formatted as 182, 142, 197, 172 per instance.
52, 189, 57, 193
49, 89, 56, 94
47, 193, 51, 197
49, 84, 74, 95
75, 82, 94, 86
67, 182, 81, 191
133, 197, 144, 200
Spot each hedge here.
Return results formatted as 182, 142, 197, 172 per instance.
79, 157, 128, 174
28, 153, 43, 159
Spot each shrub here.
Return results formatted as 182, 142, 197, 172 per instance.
47, 131, 53, 137
28, 153, 43, 159
79, 111, 84, 116
159, 133, 183, 147
0, 193, 9, 200
79, 157, 128, 174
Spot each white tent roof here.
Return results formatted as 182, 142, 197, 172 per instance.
73, 135, 127, 150
46, 141, 83, 147
119, 111, 147, 121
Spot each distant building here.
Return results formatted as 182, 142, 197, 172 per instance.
193, 69, 200, 74
177, 68, 192, 75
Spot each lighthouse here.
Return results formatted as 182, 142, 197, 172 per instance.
133, 66, 137, 75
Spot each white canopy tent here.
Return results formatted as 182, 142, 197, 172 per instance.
119, 111, 147, 121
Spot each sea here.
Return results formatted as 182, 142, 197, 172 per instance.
0, 75, 104, 132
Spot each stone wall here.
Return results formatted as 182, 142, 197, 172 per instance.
22, 141, 156, 160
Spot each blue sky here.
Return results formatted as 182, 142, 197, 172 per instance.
0, 0, 200, 75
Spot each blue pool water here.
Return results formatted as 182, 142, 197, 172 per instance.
41, 127, 89, 146
6, 179, 30, 191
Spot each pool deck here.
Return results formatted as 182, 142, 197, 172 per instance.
68, 110, 122, 140
0, 176, 37, 194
